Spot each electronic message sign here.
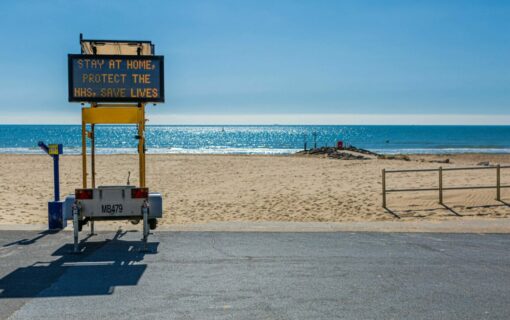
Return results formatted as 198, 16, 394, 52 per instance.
68, 54, 164, 103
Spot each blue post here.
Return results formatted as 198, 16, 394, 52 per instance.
38, 141, 65, 230
53, 155, 60, 201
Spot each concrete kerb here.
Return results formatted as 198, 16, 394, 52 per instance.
1, 219, 510, 233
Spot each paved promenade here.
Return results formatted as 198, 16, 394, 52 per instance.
1, 229, 509, 319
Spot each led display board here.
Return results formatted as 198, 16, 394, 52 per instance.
68, 54, 164, 103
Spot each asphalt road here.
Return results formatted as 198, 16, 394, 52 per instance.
1, 230, 509, 319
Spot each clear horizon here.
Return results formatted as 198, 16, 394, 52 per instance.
3, 114, 510, 126
0, 1, 508, 124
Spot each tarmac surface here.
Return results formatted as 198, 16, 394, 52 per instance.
1, 229, 509, 319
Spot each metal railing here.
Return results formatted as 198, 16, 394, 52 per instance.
382, 165, 510, 208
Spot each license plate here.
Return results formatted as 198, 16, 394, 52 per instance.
101, 204, 123, 214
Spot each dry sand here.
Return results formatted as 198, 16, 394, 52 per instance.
1, 153, 510, 226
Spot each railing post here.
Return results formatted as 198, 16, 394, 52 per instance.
439, 167, 443, 204
497, 164, 501, 201
382, 169, 386, 208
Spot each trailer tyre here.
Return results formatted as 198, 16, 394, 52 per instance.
149, 218, 158, 230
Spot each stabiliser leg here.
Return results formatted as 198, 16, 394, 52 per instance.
90, 220, 96, 236
142, 201, 149, 251
72, 204, 80, 253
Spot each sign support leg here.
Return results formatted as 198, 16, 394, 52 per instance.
91, 123, 95, 188
138, 104, 146, 187
81, 116, 87, 188
89, 123, 96, 236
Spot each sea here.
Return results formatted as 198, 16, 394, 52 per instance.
1, 125, 510, 155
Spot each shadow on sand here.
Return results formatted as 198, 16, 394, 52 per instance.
384, 201, 510, 219
0, 230, 158, 298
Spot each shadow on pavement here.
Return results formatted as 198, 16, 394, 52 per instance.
0, 230, 158, 298
2, 230, 60, 248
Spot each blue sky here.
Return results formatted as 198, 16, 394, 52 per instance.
0, 0, 509, 124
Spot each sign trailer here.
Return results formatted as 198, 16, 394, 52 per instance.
63, 34, 165, 253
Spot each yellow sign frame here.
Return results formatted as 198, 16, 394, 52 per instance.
82, 107, 144, 124
81, 103, 147, 189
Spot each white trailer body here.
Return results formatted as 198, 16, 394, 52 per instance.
63, 186, 162, 221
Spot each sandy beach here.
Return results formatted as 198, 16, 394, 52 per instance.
0, 154, 510, 225
1, 153, 510, 226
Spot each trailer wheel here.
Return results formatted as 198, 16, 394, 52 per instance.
149, 218, 158, 230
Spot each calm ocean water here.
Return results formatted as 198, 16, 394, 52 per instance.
1, 125, 510, 155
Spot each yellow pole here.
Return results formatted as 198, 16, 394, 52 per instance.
138, 103, 146, 187
81, 110, 87, 188
91, 123, 95, 188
